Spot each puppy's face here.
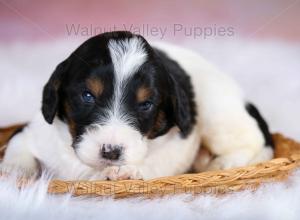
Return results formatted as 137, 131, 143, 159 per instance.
42, 32, 195, 169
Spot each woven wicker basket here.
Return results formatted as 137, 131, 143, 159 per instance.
1, 125, 300, 199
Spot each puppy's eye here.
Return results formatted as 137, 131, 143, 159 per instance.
82, 91, 95, 103
138, 101, 153, 111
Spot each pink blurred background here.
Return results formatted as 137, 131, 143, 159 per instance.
1, 0, 300, 42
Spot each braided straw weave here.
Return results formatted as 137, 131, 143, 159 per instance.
1, 125, 300, 198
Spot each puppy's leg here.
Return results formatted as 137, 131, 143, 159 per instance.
203, 108, 273, 171
1, 132, 39, 177
198, 84, 273, 171
207, 147, 274, 171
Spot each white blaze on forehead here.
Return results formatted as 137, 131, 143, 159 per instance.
107, 37, 148, 123
108, 37, 147, 81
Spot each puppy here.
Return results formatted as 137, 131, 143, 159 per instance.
1, 31, 274, 180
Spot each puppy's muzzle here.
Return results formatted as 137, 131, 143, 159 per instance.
101, 144, 122, 160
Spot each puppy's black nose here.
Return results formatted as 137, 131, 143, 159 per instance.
101, 144, 122, 160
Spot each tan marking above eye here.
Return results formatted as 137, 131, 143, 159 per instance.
86, 78, 104, 96
137, 86, 152, 103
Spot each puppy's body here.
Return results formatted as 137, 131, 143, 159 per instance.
2, 32, 273, 180
154, 42, 273, 171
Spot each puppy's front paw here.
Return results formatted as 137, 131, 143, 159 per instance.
102, 165, 143, 180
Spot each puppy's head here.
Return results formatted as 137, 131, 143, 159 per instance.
42, 31, 196, 169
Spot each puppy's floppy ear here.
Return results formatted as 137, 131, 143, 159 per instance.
42, 60, 68, 124
153, 48, 196, 137
169, 74, 196, 137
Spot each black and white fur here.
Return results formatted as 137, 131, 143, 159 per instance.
1, 31, 273, 180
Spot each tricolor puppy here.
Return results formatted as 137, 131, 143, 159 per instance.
2, 31, 274, 180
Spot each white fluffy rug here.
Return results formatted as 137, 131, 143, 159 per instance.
0, 170, 299, 219
0, 38, 299, 219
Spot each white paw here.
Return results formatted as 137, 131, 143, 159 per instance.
102, 165, 143, 180
206, 155, 246, 171
206, 149, 258, 171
